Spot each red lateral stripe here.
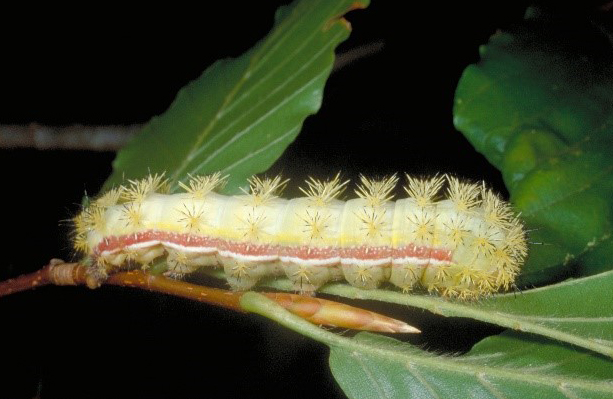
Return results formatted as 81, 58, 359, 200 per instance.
95, 230, 452, 262
95, 231, 223, 254
220, 241, 279, 257
392, 244, 453, 262
339, 246, 392, 260
279, 245, 339, 260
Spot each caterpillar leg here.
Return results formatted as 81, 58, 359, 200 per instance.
164, 248, 215, 278
341, 263, 390, 290
218, 256, 283, 291
133, 246, 166, 265
389, 262, 421, 292
282, 262, 342, 294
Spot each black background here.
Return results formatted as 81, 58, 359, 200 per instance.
0, 2, 603, 398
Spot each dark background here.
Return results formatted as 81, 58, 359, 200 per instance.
0, 2, 603, 398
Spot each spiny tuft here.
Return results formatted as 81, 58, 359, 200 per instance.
299, 173, 349, 206
481, 187, 515, 229
406, 209, 436, 244
356, 207, 388, 238
355, 174, 398, 207
120, 202, 144, 228
243, 175, 289, 206
82, 205, 107, 233
472, 227, 498, 257
446, 175, 481, 212
404, 174, 445, 207
72, 212, 87, 235
73, 232, 89, 253
179, 172, 228, 199
503, 222, 529, 260
237, 209, 268, 241
94, 187, 124, 208
299, 209, 330, 241
177, 203, 206, 233
122, 173, 168, 203
442, 216, 469, 248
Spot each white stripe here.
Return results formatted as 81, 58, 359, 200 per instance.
341, 258, 392, 267
279, 256, 340, 266
217, 250, 278, 263
392, 257, 452, 266
163, 241, 217, 254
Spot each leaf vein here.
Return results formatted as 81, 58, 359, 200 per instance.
218, 126, 301, 176
353, 352, 391, 399
477, 373, 507, 399
406, 364, 442, 399
170, 0, 326, 183
184, 53, 337, 178
218, 0, 326, 117
186, 26, 340, 167
558, 383, 581, 399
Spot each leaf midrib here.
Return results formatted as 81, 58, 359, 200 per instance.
170, 0, 334, 186
183, 3, 324, 166
183, 29, 345, 179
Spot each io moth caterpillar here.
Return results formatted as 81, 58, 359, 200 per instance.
73, 172, 527, 299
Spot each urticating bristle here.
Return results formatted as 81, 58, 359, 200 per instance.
177, 203, 207, 233
299, 173, 349, 207
442, 216, 470, 248
242, 175, 289, 206
355, 207, 387, 238
94, 187, 124, 208
237, 209, 268, 240
73, 232, 89, 253
179, 172, 228, 199
122, 173, 168, 203
298, 209, 331, 240
72, 211, 90, 253
446, 176, 480, 212
406, 209, 436, 244
82, 205, 107, 233
503, 222, 529, 260
72, 212, 87, 235
403, 174, 445, 207
120, 202, 144, 228
481, 188, 515, 229
355, 174, 398, 207
472, 227, 498, 257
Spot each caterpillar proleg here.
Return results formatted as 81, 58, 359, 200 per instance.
73, 173, 527, 299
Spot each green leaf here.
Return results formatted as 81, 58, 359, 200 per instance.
240, 293, 613, 399
453, 8, 613, 285
475, 271, 613, 357
331, 332, 613, 399
102, 0, 369, 194
263, 269, 613, 358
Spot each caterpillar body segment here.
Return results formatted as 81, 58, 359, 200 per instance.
73, 173, 527, 299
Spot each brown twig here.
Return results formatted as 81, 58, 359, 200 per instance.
0, 259, 418, 333
0, 123, 140, 151
333, 40, 385, 72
